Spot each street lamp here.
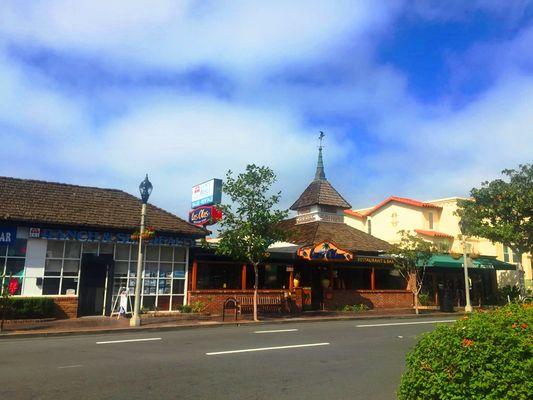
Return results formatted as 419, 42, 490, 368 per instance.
459, 220, 473, 313
130, 174, 153, 327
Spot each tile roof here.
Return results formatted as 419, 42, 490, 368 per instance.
0, 176, 206, 236
290, 180, 351, 210
344, 209, 365, 219
278, 218, 392, 253
358, 196, 442, 217
415, 229, 454, 239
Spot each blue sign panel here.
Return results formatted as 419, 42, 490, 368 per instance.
191, 179, 222, 208
0, 227, 16, 244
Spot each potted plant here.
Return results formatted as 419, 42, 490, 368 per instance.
141, 226, 155, 241
293, 273, 301, 288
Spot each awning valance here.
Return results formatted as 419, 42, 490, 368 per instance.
422, 254, 516, 271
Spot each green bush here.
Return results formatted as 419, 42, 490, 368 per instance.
190, 301, 206, 313
5, 297, 56, 319
342, 304, 369, 312
418, 292, 430, 306
398, 304, 533, 400
176, 304, 192, 313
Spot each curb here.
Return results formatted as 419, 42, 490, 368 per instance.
0, 311, 462, 340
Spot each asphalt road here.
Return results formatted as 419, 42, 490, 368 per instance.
0, 317, 457, 400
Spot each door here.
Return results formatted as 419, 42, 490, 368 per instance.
78, 254, 114, 316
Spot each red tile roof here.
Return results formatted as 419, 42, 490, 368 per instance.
344, 209, 365, 219
359, 196, 442, 217
0, 176, 207, 236
415, 229, 454, 239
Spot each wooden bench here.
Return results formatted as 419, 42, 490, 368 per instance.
236, 293, 284, 314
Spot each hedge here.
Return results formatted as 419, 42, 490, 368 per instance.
398, 304, 532, 400
1, 297, 56, 319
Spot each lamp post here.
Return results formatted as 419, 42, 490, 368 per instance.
460, 220, 473, 313
130, 174, 153, 327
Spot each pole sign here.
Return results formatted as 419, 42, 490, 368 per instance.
191, 179, 222, 208
189, 205, 223, 226
0, 227, 16, 244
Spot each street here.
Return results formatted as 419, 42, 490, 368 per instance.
0, 317, 457, 400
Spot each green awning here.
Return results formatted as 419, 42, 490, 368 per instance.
421, 254, 516, 270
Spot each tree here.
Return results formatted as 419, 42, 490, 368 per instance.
216, 165, 288, 321
392, 231, 438, 314
457, 164, 532, 291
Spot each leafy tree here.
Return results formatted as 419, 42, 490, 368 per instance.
392, 230, 438, 314
216, 165, 288, 321
457, 164, 532, 290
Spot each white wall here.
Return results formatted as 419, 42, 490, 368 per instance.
22, 239, 47, 296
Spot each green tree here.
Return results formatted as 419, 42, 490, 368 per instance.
457, 164, 532, 291
392, 231, 438, 314
216, 165, 288, 321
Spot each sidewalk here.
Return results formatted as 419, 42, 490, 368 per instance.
0, 308, 462, 339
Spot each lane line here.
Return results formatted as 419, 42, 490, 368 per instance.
206, 342, 329, 356
58, 364, 83, 369
356, 320, 456, 328
96, 337, 162, 345
253, 329, 299, 334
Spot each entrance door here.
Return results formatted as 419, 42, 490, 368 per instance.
78, 254, 114, 316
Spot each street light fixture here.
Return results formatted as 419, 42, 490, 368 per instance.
130, 174, 152, 327
459, 220, 473, 313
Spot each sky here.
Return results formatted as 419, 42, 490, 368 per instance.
0, 0, 532, 221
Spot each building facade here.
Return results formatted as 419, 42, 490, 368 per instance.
344, 196, 530, 291
0, 177, 206, 317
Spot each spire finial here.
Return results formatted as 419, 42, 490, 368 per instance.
315, 131, 326, 181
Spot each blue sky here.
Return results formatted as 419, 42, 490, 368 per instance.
0, 0, 532, 219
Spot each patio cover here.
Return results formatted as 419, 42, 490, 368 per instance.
422, 254, 516, 270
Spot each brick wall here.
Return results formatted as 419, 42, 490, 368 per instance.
52, 296, 78, 318
323, 289, 413, 309
188, 290, 290, 315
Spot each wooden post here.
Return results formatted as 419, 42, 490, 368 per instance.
289, 269, 294, 290
328, 265, 334, 288
432, 273, 438, 305
191, 258, 198, 291
241, 263, 247, 290
370, 267, 376, 290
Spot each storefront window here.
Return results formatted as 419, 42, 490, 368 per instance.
112, 244, 187, 312
0, 239, 27, 295
198, 263, 241, 289
43, 240, 82, 296
375, 268, 405, 290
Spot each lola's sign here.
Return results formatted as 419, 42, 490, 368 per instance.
189, 205, 222, 226
297, 241, 353, 262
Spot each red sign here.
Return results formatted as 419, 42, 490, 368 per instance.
189, 205, 222, 226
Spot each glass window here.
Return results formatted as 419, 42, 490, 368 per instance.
63, 260, 80, 276
43, 278, 60, 295
142, 296, 156, 311
115, 244, 130, 261
82, 242, 98, 254
172, 279, 185, 294
144, 262, 158, 277
44, 259, 62, 276
8, 239, 27, 257
160, 246, 173, 262
171, 296, 184, 310
64, 242, 81, 259
46, 241, 64, 258
173, 263, 186, 278
99, 243, 114, 255
0, 243, 7, 257
146, 246, 159, 261
158, 279, 171, 294
159, 263, 172, 278
6, 258, 25, 276
114, 261, 128, 277
157, 296, 171, 311
61, 278, 78, 295
512, 252, 520, 263
174, 247, 186, 262
503, 246, 509, 262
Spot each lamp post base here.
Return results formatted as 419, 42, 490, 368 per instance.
464, 305, 473, 313
129, 315, 141, 327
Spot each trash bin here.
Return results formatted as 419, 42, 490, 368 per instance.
440, 288, 454, 312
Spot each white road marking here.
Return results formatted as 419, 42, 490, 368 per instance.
206, 342, 330, 356
96, 337, 162, 345
58, 364, 83, 369
253, 329, 299, 334
356, 320, 456, 328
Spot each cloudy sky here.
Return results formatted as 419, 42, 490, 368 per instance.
1, 0, 532, 219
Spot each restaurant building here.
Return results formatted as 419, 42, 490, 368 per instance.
0, 177, 206, 318
188, 144, 413, 314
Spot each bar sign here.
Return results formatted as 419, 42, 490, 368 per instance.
0, 227, 17, 244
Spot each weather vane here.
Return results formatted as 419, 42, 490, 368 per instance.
318, 131, 325, 148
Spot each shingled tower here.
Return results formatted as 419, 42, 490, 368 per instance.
290, 132, 351, 224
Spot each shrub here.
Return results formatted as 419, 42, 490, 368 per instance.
176, 304, 192, 313
418, 292, 430, 306
5, 298, 56, 319
342, 304, 369, 312
190, 301, 206, 313
398, 304, 533, 400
